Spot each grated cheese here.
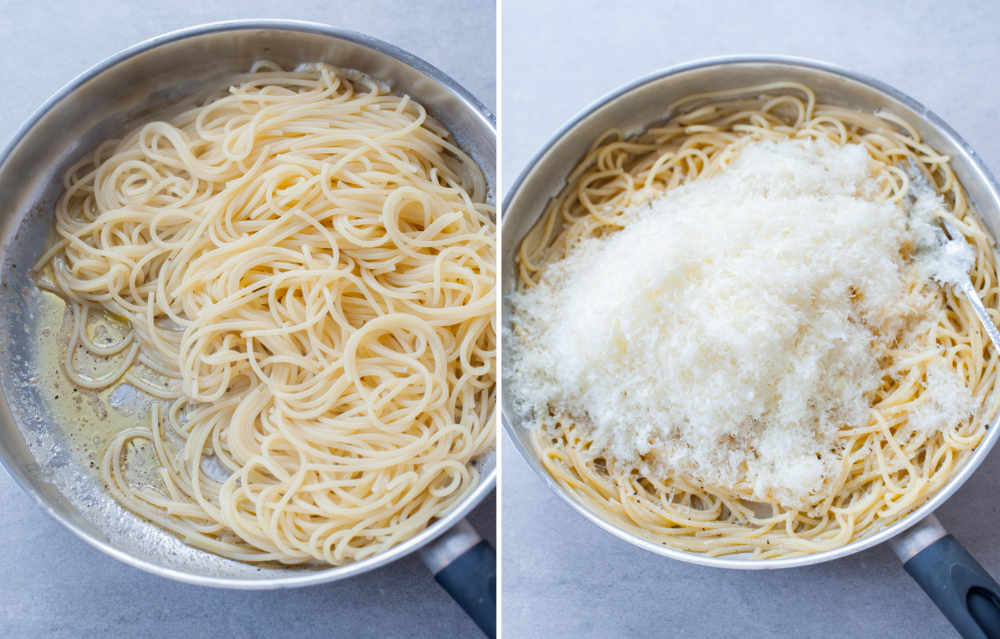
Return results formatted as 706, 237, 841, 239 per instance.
908, 182, 976, 285
510, 139, 975, 508
909, 359, 975, 436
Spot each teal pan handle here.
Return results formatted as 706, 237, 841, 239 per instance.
892, 515, 1000, 639
419, 519, 496, 638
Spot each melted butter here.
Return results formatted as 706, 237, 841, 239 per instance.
34, 290, 161, 486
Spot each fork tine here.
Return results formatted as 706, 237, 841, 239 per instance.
900, 158, 958, 240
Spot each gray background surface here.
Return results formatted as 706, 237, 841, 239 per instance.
502, 1, 1000, 638
0, 2, 494, 638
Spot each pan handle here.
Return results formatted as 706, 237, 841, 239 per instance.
419, 519, 496, 638
891, 514, 1000, 639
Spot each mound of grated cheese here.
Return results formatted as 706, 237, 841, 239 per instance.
509, 138, 975, 509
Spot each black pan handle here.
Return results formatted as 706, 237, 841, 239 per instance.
892, 515, 1000, 639
419, 519, 496, 638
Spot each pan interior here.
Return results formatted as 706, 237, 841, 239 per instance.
501, 57, 1000, 569
0, 23, 495, 584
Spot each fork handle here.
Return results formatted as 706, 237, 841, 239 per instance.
958, 278, 1000, 353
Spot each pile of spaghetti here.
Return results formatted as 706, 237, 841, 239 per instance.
36, 63, 495, 564
508, 83, 1000, 558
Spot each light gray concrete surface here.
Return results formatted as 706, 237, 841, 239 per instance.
502, 1, 1000, 638
0, 2, 494, 638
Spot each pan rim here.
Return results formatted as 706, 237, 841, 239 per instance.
500, 53, 1000, 570
0, 18, 496, 589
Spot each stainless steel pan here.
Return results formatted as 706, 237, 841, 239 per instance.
501, 56, 1000, 638
0, 19, 495, 636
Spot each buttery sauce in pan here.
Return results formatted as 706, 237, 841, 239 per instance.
30, 290, 165, 486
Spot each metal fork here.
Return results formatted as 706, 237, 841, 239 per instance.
905, 160, 1000, 352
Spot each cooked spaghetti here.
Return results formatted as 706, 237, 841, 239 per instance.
35, 62, 495, 565
508, 83, 1000, 558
